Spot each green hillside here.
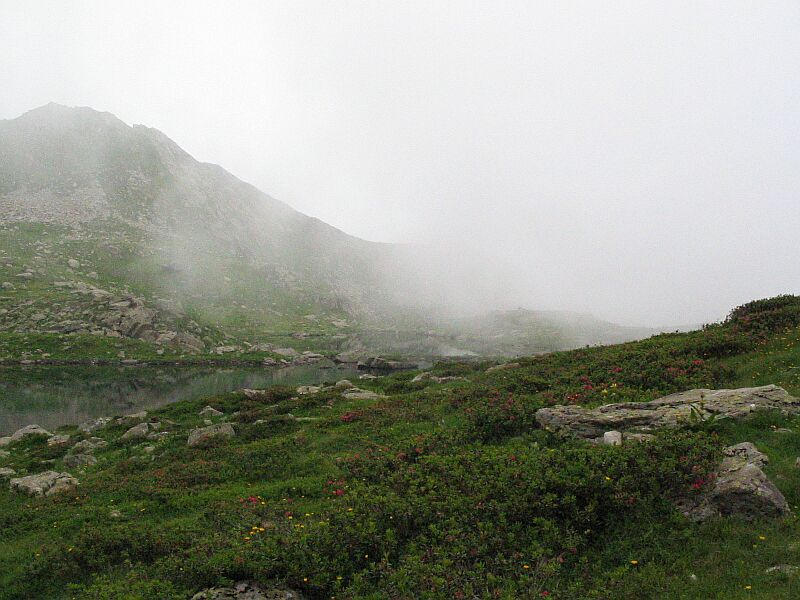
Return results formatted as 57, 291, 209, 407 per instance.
1, 295, 799, 599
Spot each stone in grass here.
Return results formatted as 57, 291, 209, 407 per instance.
63, 453, 97, 469
191, 581, 304, 600
71, 437, 108, 453
10, 424, 53, 442
78, 416, 112, 434
10, 471, 78, 496
199, 406, 224, 417
47, 434, 71, 447
765, 565, 799, 576
121, 422, 160, 440
602, 431, 622, 446
0, 467, 16, 480
678, 442, 790, 522
188, 423, 235, 447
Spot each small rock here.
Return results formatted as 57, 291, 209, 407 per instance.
47, 434, 71, 447
71, 437, 108, 453
765, 565, 799, 575
63, 453, 97, 468
297, 385, 321, 395
121, 422, 159, 440
78, 417, 112, 433
602, 431, 623, 446
188, 423, 235, 447
191, 581, 304, 600
0, 467, 16, 480
0, 437, 11, 447
335, 379, 354, 390
0, 450, 9, 459
109, 509, 122, 519
116, 411, 148, 426
10, 471, 78, 496
340, 387, 385, 400
486, 362, 521, 373
10, 424, 52, 442
199, 406, 223, 417
142, 446, 155, 454
67, 259, 80, 268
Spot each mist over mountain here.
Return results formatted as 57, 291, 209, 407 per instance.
0, 104, 664, 356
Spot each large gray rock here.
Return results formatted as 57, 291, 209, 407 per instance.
191, 581, 303, 600
535, 385, 800, 439
9, 424, 53, 442
678, 443, 790, 522
199, 406, 224, 417
10, 471, 78, 496
188, 423, 235, 447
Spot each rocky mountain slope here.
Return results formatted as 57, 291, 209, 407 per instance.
0, 104, 662, 358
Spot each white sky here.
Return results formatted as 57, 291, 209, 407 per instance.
1, 1, 799, 325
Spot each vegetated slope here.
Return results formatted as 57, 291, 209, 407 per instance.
1, 295, 799, 599
0, 104, 660, 360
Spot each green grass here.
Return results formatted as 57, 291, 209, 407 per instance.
0, 296, 800, 598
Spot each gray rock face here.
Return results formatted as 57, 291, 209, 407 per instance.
191, 581, 303, 600
10, 471, 78, 496
63, 453, 97, 468
10, 424, 52, 442
678, 443, 790, 522
535, 385, 800, 438
188, 423, 235, 447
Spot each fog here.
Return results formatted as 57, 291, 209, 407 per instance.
2, 1, 799, 326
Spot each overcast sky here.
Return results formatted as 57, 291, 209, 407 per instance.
1, 1, 799, 325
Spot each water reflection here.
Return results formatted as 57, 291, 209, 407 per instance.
0, 363, 360, 435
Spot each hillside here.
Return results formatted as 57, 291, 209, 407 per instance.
1, 295, 799, 598
0, 104, 661, 361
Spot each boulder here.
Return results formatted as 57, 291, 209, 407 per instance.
63, 453, 97, 468
341, 387, 386, 400
188, 423, 235, 447
535, 385, 800, 439
334, 379, 354, 390
0, 467, 16, 480
10, 424, 52, 442
78, 416, 112, 433
199, 406, 224, 417
71, 437, 108, 453
47, 434, 71, 447
116, 411, 148, 426
191, 581, 303, 600
486, 362, 521, 373
10, 471, 78, 496
678, 443, 790, 522
296, 385, 321, 395
121, 422, 159, 440
602, 431, 623, 446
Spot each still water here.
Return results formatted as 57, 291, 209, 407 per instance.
0, 363, 360, 435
